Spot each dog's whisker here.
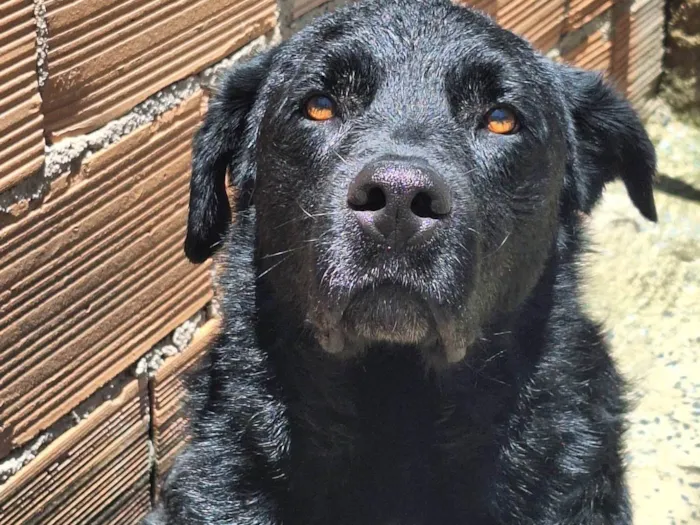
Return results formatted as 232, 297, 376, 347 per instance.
257, 254, 295, 280
333, 150, 349, 165
272, 212, 338, 230
261, 238, 321, 260
297, 202, 315, 219
477, 348, 508, 368
261, 247, 305, 260
488, 231, 511, 257
461, 360, 510, 386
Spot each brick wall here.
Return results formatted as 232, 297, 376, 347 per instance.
0, 0, 665, 522
662, 0, 700, 121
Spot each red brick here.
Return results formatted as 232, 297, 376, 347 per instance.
567, 0, 612, 31
41, 0, 277, 141
0, 0, 45, 192
0, 378, 151, 524
151, 319, 221, 491
456, 0, 497, 17
296, 1, 561, 49
291, 0, 329, 19
562, 30, 612, 75
496, 0, 565, 51
611, 0, 664, 107
0, 94, 213, 455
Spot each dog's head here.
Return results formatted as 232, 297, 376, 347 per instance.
185, 0, 656, 365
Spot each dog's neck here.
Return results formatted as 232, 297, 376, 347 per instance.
249, 267, 562, 522
254, 251, 562, 438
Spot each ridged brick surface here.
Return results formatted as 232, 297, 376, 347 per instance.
41, 0, 277, 141
291, 0, 328, 18
0, 0, 45, 193
496, 0, 565, 51
563, 30, 612, 75
152, 319, 221, 491
470, 0, 497, 16
0, 379, 150, 524
457, 0, 564, 50
456, 0, 497, 17
612, 0, 665, 110
0, 94, 213, 456
567, 0, 612, 30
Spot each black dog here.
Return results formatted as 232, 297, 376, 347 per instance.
146, 0, 656, 523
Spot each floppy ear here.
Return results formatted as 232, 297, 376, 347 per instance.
184, 50, 274, 263
561, 66, 657, 222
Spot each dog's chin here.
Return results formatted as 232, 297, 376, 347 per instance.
342, 285, 434, 345
313, 285, 474, 366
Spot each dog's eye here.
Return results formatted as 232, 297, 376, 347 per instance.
485, 107, 518, 134
304, 95, 337, 121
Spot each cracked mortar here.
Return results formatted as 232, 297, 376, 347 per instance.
0, 302, 214, 484
134, 309, 209, 377
0, 371, 141, 484
0, 32, 280, 213
32, 0, 48, 89
0, 433, 52, 484
200, 27, 281, 92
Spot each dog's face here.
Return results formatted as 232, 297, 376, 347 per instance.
185, 0, 656, 366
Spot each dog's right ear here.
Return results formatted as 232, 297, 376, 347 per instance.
184, 50, 274, 263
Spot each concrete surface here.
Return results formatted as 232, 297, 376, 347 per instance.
584, 105, 700, 524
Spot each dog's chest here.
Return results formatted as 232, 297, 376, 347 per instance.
287, 358, 500, 525
290, 427, 496, 525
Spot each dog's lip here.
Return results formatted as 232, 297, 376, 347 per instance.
317, 279, 472, 361
342, 281, 425, 306
335, 281, 436, 325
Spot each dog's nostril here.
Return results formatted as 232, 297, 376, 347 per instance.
411, 192, 443, 219
365, 187, 386, 211
349, 186, 386, 212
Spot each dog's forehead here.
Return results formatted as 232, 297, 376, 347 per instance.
288, 2, 538, 80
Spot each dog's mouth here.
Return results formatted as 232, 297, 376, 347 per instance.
340, 284, 435, 344
313, 282, 476, 365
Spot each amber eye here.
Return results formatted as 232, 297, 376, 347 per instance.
304, 95, 336, 121
486, 107, 518, 134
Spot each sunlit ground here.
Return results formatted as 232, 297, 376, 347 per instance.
584, 103, 700, 524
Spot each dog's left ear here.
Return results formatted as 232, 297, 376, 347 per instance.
184, 49, 275, 263
560, 65, 657, 221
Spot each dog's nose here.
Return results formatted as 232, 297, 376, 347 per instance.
347, 159, 452, 248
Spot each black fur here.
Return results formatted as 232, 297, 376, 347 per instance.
147, 1, 656, 523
